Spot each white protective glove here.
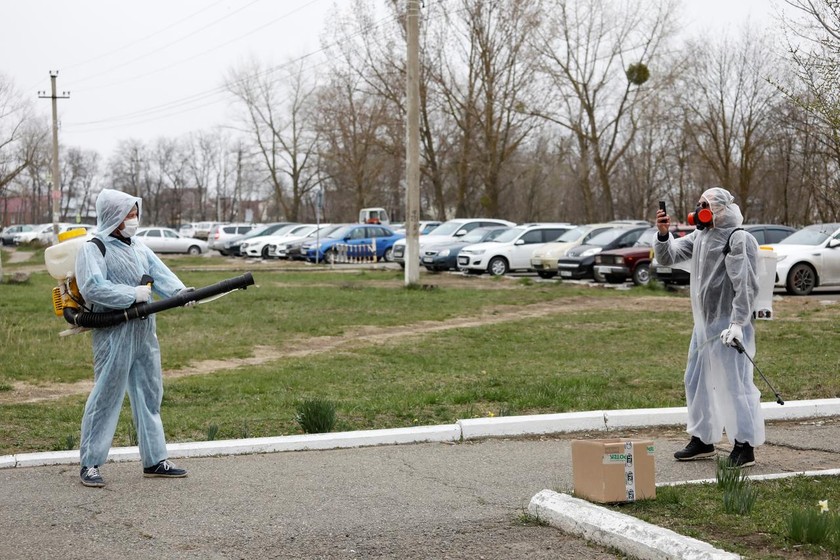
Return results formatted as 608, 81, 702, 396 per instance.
179, 287, 196, 308
134, 285, 152, 303
720, 323, 744, 347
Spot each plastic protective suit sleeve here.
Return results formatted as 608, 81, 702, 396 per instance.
75, 189, 186, 468
652, 187, 764, 446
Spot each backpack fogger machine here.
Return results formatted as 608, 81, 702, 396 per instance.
45, 228, 255, 335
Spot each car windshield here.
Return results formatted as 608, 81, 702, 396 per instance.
556, 227, 587, 243
327, 225, 356, 239
427, 221, 470, 236
586, 228, 628, 246
246, 224, 291, 238
778, 224, 840, 246
309, 225, 343, 238
635, 228, 657, 247
493, 227, 528, 243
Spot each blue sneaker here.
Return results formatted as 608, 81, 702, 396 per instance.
143, 459, 187, 478
80, 465, 105, 487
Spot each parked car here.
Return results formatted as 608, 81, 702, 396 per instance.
1, 224, 33, 246
420, 226, 510, 272
557, 226, 648, 280
189, 222, 227, 242
134, 227, 209, 255
13, 222, 84, 246
768, 222, 840, 295
302, 224, 405, 263
457, 223, 573, 276
651, 224, 797, 286
594, 226, 694, 286
241, 224, 318, 258
207, 223, 254, 254
273, 224, 345, 260
391, 221, 443, 236
224, 223, 298, 257
742, 224, 797, 245
392, 218, 515, 267
530, 223, 630, 279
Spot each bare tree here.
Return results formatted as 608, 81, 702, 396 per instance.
679, 28, 780, 220
226, 57, 322, 221
60, 147, 100, 223
532, 0, 676, 222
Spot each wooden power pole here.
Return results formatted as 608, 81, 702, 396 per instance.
38, 71, 70, 245
404, 0, 421, 285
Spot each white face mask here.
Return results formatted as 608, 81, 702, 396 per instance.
121, 217, 139, 237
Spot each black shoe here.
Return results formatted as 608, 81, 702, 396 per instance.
728, 440, 756, 468
674, 436, 716, 461
143, 459, 187, 478
80, 465, 105, 488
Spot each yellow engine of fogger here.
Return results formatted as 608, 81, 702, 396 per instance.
44, 228, 91, 316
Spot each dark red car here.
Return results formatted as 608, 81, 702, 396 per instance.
594, 226, 694, 286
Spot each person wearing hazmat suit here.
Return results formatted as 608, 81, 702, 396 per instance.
654, 186, 764, 468
76, 189, 191, 487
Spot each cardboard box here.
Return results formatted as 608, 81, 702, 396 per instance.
571, 438, 656, 503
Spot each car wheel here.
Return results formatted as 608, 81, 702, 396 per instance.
786, 263, 816, 295
536, 271, 557, 279
632, 263, 651, 286
593, 269, 606, 282
487, 257, 509, 276
261, 246, 271, 259
188, 245, 201, 256
383, 246, 394, 262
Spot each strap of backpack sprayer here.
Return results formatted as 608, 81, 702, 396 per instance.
722, 228, 744, 257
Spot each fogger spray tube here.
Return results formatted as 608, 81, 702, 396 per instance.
63, 272, 255, 329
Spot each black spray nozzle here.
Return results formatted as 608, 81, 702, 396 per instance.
732, 339, 784, 405
139, 274, 154, 286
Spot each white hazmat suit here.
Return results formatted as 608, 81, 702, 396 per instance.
76, 189, 186, 469
654, 187, 765, 447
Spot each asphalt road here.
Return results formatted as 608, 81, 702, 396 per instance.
2, 418, 840, 560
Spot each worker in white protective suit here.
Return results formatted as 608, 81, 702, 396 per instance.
654, 186, 764, 468
75, 189, 191, 487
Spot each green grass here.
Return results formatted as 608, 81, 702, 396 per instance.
0, 262, 838, 455
614, 476, 840, 559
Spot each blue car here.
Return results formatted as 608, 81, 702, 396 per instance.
303, 224, 405, 263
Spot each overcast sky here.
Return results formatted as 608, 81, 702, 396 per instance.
1, 0, 776, 163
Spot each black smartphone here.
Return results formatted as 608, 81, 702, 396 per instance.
658, 200, 666, 214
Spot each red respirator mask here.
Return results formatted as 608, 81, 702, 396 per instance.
687, 205, 714, 230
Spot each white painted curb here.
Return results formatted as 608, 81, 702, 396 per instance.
3, 398, 839, 469
458, 411, 605, 439
529, 490, 740, 560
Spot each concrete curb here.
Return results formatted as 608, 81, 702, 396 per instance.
528, 490, 740, 560
3, 398, 839, 469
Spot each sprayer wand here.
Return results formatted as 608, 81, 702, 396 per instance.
733, 339, 784, 405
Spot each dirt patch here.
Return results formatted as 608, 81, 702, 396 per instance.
0, 293, 687, 404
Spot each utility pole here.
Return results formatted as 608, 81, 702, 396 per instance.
38, 71, 70, 245
404, 0, 421, 285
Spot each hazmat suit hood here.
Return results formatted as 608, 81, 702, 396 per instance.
95, 189, 141, 237
701, 187, 743, 229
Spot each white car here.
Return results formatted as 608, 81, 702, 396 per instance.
13, 223, 83, 246
529, 223, 628, 279
457, 223, 573, 276
135, 227, 209, 255
241, 224, 319, 258
268, 224, 339, 259
768, 222, 840, 295
392, 218, 515, 267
